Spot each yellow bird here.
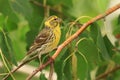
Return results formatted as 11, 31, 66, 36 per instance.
3, 15, 61, 80
22, 15, 62, 62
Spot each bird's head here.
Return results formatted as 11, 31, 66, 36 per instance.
45, 15, 62, 29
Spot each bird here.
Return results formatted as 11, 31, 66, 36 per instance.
3, 15, 62, 80
22, 15, 61, 63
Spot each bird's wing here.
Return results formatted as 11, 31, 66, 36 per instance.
27, 27, 51, 55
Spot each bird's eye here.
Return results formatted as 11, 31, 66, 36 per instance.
54, 18, 57, 20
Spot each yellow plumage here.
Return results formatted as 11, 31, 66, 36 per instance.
2, 15, 62, 80
22, 15, 61, 62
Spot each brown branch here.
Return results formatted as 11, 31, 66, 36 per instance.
26, 58, 54, 80
26, 3, 120, 80
96, 65, 120, 80
2, 55, 37, 80
29, 0, 65, 17
48, 62, 54, 80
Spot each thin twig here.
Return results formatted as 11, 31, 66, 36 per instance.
26, 58, 54, 80
48, 62, 54, 80
2, 55, 38, 80
96, 65, 120, 80
26, 3, 120, 80
29, 0, 65, 17
43, 0, 49, 18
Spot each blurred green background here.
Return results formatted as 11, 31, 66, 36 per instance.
0, 0, 120, 80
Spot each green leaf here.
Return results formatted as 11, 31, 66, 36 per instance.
5, 18, 18, 31
25, 4, 44, 49
9, 0, 32, 20
96, 25, 110, 61
61, 0, 73, 8
75, 52, 88, 80
90, 23, 110, 61
63, 55, 72, 80
11, 23, 29, 60
103, 35, 115, 57
54, 60, 63, 80
78, 38, 99, 69
0, 13, 5, 26
54, 48, 72, 80
96, 65, 107, 78
25, 29, 39, 50
9, 0, 44, 49
89, 23, 99, 43
0, 0, 18, 31
10, 0, 44, 30
113, 53, 120, 64
114, 69, 120, 80
96, 0, 109, 12
71, 54, 77, 80
0, 0, 19, 30
47, 0, 62, 5
0, 28, 17, 66
112, 15, 120, 38
39, 73, 47, 80
63, 0, 110, 18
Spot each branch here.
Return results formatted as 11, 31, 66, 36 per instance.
29, 0, 66, 18
26, 3, 120, 80
2, 56, 37, 80
96, 65, 120, 80
26, 58, 54, 80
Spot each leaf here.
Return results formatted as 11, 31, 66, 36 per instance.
9, 0, 44, 30
39, 73, 47, 80
63, 55, 72, 80
0, 13, 17, 32
112, 15, 120, 39
54, 48, 72, 80
89, 23, 99, 43
9, 0, 44, 48
114, 69, 120, 80
25, 4, 44, 49
90, 23, 110, 61
96, 0, 109, 12
103, 35, 115, 57
96, 25, 110, 61
0, 28, 17, 66
47, 0, 62, 5
11, 24, 29, 60
75, 52, 89, 80
25, 29, 39, 50
0, 0, 19, 27
5, 18, 18, 31
77, 38, 99, 69
0, 13, 5, 26
61, 0, 73, 8
113, 53, 120, 64
72, 54, 77, 80
9, 0, 32, 20
54, 60, 63, 80
67, 0, 109, 18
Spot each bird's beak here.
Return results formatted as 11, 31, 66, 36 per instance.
57, 18, 62, 23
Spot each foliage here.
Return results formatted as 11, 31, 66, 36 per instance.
0, 0, 120, 80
